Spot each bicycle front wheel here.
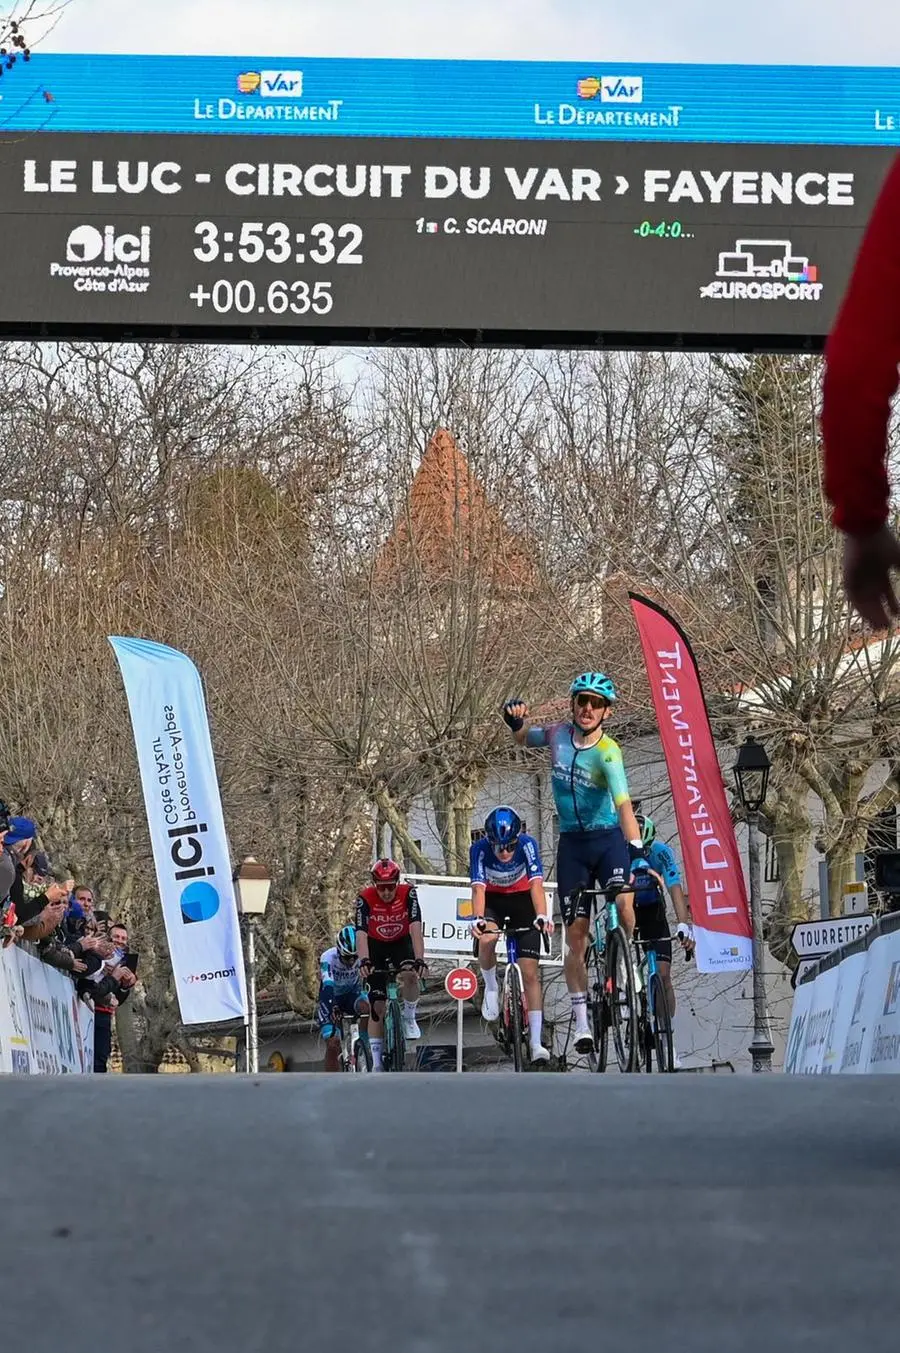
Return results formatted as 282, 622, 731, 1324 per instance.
650, 973, 675, 1073
354, 1036, 373, 1073
507, 966, 526, 1073
383, 999, 406, 1072
587, 944, 610, 1074
608, 928, 639, 1072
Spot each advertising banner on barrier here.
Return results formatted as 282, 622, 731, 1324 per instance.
109, 637, 247, 1025
854, 933, 900, 1074
0, 944, 94, 1074
786, 917, 900, 1075
822, 951, 867, 1074
408, 876, 563, 964
795, 963, 840, 1074
629, 594, 751, 973
785, 975, 815, 1074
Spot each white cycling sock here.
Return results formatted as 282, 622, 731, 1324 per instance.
402, 1000, 418, 1018
482, 966, 498, 992
528, 1010, 543, 1045
571, 992, 590, 1030
370, 1037, 384, 1070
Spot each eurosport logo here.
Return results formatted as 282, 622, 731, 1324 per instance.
185, 966, 237, 984
700, 237, 823, 301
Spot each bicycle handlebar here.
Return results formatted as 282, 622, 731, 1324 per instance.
632, 934, 693, 963
476, 918, 551, 954
360, 957, 423, 973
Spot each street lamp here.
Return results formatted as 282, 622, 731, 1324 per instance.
233, 856, 271, 1075
732, 736, 775, 1073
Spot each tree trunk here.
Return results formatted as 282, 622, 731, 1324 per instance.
311, 788, 366, 933
827, 830, 867, 916
766, 785, 814, 958
372, 786, 433, 873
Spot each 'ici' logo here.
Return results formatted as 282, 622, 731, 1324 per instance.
169, 822, 215, 881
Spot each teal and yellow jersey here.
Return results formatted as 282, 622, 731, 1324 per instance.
525, 722, 631, 833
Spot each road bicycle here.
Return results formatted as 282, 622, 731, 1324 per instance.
378, 958, 424, 1073
633, 937, 675, 1073
580, 882, 640, 1073
333, 1004, 373, 1073
477, 920, 551, 1073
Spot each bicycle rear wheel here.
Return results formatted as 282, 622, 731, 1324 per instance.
587, 945, 610, 1073
383, 999, 406, 1072
507, 965, 526, 1072
638, 993, 653, 1073
650, 974, 675, 1073
608, 928, 639, 1072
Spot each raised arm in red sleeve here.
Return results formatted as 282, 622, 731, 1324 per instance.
822, 152, 900, 535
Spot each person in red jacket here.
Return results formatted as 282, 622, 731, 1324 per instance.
822, 152, 900, 628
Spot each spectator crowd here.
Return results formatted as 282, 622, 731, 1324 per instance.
0, 800, 139, 1072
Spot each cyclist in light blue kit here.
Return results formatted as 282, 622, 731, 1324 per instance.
317, 925, 371, 1073
632, 812, 694, 1019
470, 806, 553, 1063
502, 672, 649, 1055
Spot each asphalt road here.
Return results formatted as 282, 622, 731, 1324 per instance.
4, 1074, 899, 1353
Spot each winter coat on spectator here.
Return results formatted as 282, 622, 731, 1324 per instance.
0, 845, 15, 908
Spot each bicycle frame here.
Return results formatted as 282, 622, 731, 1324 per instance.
579, 884, 640, 1073
481, 921, 550, 1070
375, 959, 421, 1073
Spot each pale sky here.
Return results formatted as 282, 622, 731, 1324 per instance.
41, 0, 900, 66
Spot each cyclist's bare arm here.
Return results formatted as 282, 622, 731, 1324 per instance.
530, 878, 549, 919
409, 919, 425, 964
471, 882, 487, 920
617, 799, 643, 847
669, 882, 691, 928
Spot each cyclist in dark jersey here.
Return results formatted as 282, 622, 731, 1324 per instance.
355, 857, 426, 1073
502, 672, 649, 1055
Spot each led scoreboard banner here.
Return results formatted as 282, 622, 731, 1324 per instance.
0, 55, 898, 348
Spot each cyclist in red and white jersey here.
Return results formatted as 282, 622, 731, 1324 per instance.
355, 858, 427, 1072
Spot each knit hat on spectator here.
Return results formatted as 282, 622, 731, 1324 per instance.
5, 816, 37, 849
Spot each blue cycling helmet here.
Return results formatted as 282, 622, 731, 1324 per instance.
336, 924, 357, 959
484, 806, 522, 852
570, 671, 617, 702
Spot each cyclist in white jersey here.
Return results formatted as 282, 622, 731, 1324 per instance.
317, 925, 371, 1073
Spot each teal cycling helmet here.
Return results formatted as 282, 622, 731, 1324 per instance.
636, 814, 656, 847
570, 671, 617, 702
336, 924, 357, 959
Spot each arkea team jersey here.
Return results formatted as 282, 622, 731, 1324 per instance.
647, 839, 682, 890
319, 947, 364, 996
526, 723, 631, 833
355, 882, 422, 943
469, 833, 543, 893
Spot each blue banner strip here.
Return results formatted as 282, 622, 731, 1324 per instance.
5, 54, 900, 144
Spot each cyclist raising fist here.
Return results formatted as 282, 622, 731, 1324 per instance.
502, 674, 648, 1056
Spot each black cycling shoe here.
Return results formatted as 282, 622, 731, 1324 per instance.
575, 1032, 595, 1055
